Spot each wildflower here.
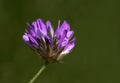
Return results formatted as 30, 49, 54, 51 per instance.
22, 18, 76, 62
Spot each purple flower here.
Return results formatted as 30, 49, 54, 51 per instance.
22, 18, 76, 62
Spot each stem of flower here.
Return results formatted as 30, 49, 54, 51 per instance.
29, 62, 48, 83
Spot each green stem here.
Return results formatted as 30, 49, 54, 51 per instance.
29, 62, 48, 83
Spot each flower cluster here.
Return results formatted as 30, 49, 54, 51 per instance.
22, 18, 75, 62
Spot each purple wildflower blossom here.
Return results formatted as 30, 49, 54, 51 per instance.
22, 18, 76, 62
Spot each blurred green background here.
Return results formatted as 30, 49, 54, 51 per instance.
0, 0, 120, 83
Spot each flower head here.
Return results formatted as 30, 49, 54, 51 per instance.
22, 18, 76, 62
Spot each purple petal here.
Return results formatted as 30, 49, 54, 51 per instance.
59, 20, 70, 36
46, 21, 54, 38
54, 20, 60, 38
61, 38, 76, 55
61, 37, 69, 47
37, 19, 47, 36
66, 30, 74, 39
26, 23, 36, 37
22, 33, 33, 48
57, 30, 67, 49
57, 30, 74, 49
32, 21, 40, 38
23, 33, 29, 43
61, 21, 70, 30
28, 34, 39, 48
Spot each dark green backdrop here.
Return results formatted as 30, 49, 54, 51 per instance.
0, 0, 120, 83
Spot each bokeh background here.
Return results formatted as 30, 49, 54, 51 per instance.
0, 0, 120, 83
